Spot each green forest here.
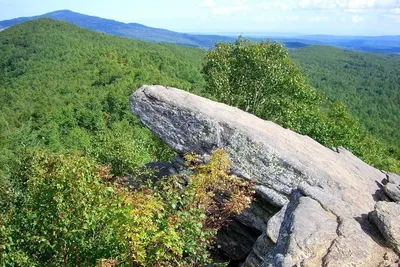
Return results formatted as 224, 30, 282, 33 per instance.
291, 46, 400, 148
0, 19, 399, 265
0, 19, 206, 177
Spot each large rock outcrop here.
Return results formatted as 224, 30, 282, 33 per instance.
130, 85, 399, 266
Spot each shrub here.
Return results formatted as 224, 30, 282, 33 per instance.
1, 149, 253, 266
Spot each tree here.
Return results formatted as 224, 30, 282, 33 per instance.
202, 37, 320, 123
202, 37, 325, 139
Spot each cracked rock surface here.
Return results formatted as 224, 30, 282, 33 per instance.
370, 201, 400, 253
130, 85, 399, 266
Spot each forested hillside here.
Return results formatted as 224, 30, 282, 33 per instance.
1, 18, 234, 266
0, 18, 206, 176
291, 46, 400, 147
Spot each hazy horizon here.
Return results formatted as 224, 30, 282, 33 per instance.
1, 0, 400, 36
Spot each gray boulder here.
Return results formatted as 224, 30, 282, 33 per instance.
384, 183, 400, 202
260, 190, 338, 266
370, 201, 400, 253
130, 85, 399, 266
266, 204, 287, 244
387, 172, 400, 185
244, 232, 274, 267
128, 162, 178, 189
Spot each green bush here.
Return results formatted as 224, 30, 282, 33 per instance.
1, 149, 253, 266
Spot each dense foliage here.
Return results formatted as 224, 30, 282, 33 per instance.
0, 149, 252, 266
290, 46, 400, 148
0, 19, 254, 266
202, 38, 400, 173
0, 18, 205, 177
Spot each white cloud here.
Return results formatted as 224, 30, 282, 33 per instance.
298, 0, 337, 9
374, 0, 398, 8
352, 14, 365, 22
200, 0, 248, 15
260, 0, 339, 10
308, 16, 329, 22
199, 0, 216, 8
390, 7, 400, 13
285, 15, 300, 21
335, 0, 350, 8
344, 8, 369, 13
385, 13, 400, 22
259, 0, 399, 10
261, 1, 293, 9
347, 0, 374, 9
212, 5, 248, 15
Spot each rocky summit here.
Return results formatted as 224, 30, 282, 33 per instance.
130, 85, 400, 266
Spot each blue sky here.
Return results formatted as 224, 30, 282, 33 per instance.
1, 0, 400, 35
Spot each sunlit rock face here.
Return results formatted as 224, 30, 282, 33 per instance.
131, 85, 399, 266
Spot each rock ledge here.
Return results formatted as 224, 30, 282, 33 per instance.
130, 85, 399, 266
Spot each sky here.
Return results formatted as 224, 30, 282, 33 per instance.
0, 0, 400, 36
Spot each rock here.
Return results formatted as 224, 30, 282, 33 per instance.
144, 162, 178, 179
255, 185, 289, 208
216, 199, 275, 261
129, 161, 178, 188
370, 201, 400, 253
243, 232, 274, 267
266, 204, 287, 244
261, 190, 338, 267
387, 172, 400, 186
381, 252, 400, 266
215, 220, 261, 261
130, 85, 398, 266
383, 183, 400, 202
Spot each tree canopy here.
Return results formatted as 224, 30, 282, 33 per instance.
0, 18, 206, 177
290, 45, 400, 148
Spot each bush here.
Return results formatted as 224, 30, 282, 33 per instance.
1, 149, 253, 266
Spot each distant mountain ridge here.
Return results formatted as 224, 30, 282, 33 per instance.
0, 10, 238, 49
295, 35, 400, 53
1, 10, 400, 52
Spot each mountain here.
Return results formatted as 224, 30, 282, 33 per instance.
0, 10, 308, 49
0, 10, 238, 48
296, 35, 400, 53
3, 10, 399, 53
291, 45, 400, 147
